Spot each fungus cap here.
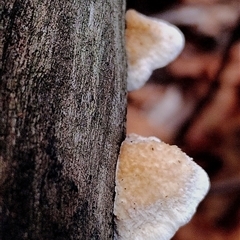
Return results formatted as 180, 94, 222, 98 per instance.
114, 134, 210, 240
126, 10, 185, 91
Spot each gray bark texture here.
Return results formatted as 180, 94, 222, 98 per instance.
0, 1, 127, 239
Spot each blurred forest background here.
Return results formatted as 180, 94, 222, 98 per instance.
126, 0, 240, 239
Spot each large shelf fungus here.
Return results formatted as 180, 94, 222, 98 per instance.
114, 134, 210, 240
126, 10, 185, 91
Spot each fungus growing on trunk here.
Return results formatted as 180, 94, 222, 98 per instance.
114, 134, 210, 240
126, 10, 185, 91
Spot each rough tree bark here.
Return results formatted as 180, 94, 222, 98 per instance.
0, 1, 127, 239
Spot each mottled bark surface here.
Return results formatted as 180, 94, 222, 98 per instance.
0, 1, 127, 239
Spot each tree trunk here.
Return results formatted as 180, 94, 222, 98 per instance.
0, 1, 127, 239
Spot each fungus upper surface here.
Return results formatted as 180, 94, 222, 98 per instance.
126, 10, 185, 91
114, 134, 209, 240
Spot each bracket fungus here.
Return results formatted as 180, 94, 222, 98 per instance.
126, 10, 185, 91
114, 134, 210, 240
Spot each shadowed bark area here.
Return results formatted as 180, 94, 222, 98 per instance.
0, 1, 127, 239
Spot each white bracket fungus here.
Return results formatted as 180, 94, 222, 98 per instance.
114, 134, 210, 240
126, 10, 185, 91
